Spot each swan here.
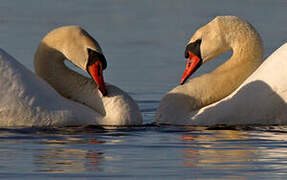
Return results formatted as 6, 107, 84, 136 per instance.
156, 16, 287, 126
0, 26, 142, 127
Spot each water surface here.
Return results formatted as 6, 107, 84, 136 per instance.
1, 126, 287, 179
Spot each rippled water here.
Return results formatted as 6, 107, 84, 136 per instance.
1, 126, 287, 179
1, 0, 287, 179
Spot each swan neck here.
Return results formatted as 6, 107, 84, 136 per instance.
170, 35, 263, 111
202, 41, 263, 106
34, 42, 76, 96
34, 42, 106, 116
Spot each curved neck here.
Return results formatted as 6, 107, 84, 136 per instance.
173, 38, 263, 110
34, 42, 106, 115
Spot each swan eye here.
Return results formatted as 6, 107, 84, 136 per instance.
185, 39, 202, 59
87, 48, 107, 70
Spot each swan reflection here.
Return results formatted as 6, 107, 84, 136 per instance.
180, 129, 287, 175
34, 137, 104, 173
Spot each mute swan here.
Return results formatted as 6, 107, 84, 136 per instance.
0, 26, 142, 127
156, 16, 287, 125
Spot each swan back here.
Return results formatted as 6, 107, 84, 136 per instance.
0, 48, 142, 126
0, 49, 101, 126
190, 43, 287, 125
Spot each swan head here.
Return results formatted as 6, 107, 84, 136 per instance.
37, 26, 108, 96
180, 16, 261, 84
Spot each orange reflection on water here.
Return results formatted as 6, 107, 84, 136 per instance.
180, 130, 254, 169
34, 137, 105, 173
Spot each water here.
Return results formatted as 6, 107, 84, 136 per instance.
0, 0, 287, 179
1, 126, 287, 179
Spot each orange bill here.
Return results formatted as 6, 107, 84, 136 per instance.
88, 61, 107, 96
180, 51, 201, 85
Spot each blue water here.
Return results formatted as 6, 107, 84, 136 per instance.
1, 0, 287, 179
1, 126, 287, 179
